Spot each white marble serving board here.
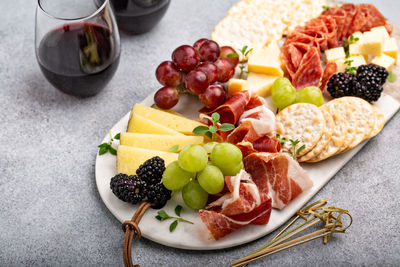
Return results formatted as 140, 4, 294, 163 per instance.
95, 91, 400, 250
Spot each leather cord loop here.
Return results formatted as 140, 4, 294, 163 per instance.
122, 202, 153, 267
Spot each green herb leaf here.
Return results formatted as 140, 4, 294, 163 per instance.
205, 131, 212, 140
227, 53, 239, 58
98, 143, 109, 148
169, 220, 178, 232
175, 205, 183, 217
388, 72, 397, 83
209, 125, 218, 134
114, 133, 120, 140
322, 5, 330, 11
168, 145, 179, 153
219, 123, 235, 132
297, 145, 306, 156
244, 48, 253, 57
192, 126, 210, 135
211, 112, 220, 124
108, 147, 117, 156
155, 215, 163, 221
157, 210, 169, 220
98, 145, 109, 155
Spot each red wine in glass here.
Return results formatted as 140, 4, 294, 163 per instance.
109, 0, 170, 34
35, 0, 120, 97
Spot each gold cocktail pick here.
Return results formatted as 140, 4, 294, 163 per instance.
231, 199, 353, 267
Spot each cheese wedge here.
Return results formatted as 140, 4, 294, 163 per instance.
359, 31, 384, 56
383, 37, 398, 63
335, 56, 366, 73
127, 113, 183, 136
349, 44, 368, 62
248, 42, 284, 76
117, 146, 178, 175
325, 47, 346, 63
120, 133, 203, 152
131, 104, 204, 134
371, 54, 395, 72
247, 72, 279, 97
228, 78, 248, 96
371, 26, 390, 39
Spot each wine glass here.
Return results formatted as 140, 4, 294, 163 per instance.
35, 0, 121, 97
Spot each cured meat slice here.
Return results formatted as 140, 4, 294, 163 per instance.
239, 105, 276, 136
253, 136, 281, 154
199, 199, 271, 240
320, 62, 337, 91
341, 3, 357, 38
291, 47, 323, 90
322, 8, 347, 42
243, 153, 313, 209
358, 4, 389, 33
319, 15, 338, 48
245, 94, 265, 110
200, 170, 272, 240
296, 24, 328, 51
280, 42, 311, 79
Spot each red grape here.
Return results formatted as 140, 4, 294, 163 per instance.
193, 38, 208, 51
154, 86, 179, 109
198, 40, 220, 62
155, 61, 183, 87
214, 58, 235, 82
185, 70, 209, 95
196, 62, 218, 84
200, 85, 227, 109
219, 46, 239, 67
171, 45, 200, 72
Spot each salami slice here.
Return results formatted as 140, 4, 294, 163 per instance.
291, 47, 323, 90
320, 62, 337, 91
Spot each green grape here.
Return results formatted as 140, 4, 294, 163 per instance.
178, 144, 208, 172
230, 161, 244, 176
197, 164, 224, 194
162, 161, 193, 191
271, 77, 296, 109
210, 143, 243, 176
203, 142, 218, 154
182, 181, 208, 210
295, 86, 324, 107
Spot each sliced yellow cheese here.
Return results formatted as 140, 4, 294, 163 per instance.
325, 47, 346, 63
371, 26, 390, 39
248, 42, 284, 77
383, 37, 398, 63
117, 146, 178, 175
359, 31, 384, 56
120, 133, 203, 152
131, 104, 204, 134
127, 113, 183, 136
349, 44, 368, 62
247, 72, 279, 97
228, 78, 248, 96
335, 56, 366, 73
371, 53, 395, 72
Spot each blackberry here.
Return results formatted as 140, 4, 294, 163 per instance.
146, 183, 172, 209
353, 79, 383, 102
327, 72, 356, 98
136, 156, 165, 185
110, 174, 147, 204
357, 64, 388, 86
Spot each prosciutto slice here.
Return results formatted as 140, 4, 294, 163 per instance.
243, 153, 313, 209
199, 170, 272, 240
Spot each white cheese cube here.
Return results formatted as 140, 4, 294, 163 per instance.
371, 54, 395, 72
335, 56, 367, 73
371, 26, 390, 39
248, 42, 284, 77
359, 31, 384, 56
247, 73, 279, 97
325, 47, 346, 63
383, 37, 398, 63
349, 44, 368, 62
351, 31, 363, 42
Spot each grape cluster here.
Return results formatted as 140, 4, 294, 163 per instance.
162, 143, 243, 210
154, 39, 239, 110
271, 77, 324, 109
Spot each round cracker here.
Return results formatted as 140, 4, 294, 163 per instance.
369, 106, 385, 137
298, 107, 334, 162
344, 97, 375, 139
337, 97, 371, 152
276, 103, 325, 157
324, 98, 356, 153
307, 107, 347, 163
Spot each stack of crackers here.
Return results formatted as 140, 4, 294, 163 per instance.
211, 0, 326, 51
276, 97, 385, 163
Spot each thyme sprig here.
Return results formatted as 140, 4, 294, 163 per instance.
276, 134, 306, 160
155, 205, 194, 232
227, 45, 253, 79
98, 131, 120, 155
193, 113, 235, 141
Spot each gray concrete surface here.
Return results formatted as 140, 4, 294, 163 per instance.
1, 0, 399, 266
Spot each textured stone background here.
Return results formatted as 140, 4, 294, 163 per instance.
1, 0, 399, 266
